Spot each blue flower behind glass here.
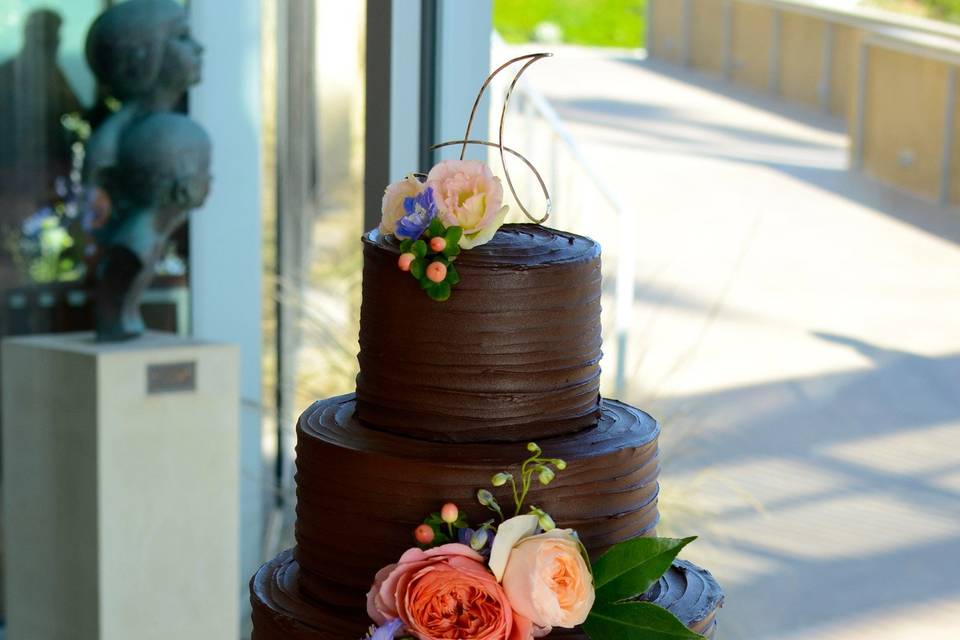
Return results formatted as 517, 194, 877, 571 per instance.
362, 618, 404, 639
395, 187, 437, 240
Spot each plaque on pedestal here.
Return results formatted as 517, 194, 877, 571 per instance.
1, 332, 239, 640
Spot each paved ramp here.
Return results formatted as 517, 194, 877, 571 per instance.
531, 54, 960, 639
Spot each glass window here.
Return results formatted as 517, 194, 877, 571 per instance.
0, 0, 190, 339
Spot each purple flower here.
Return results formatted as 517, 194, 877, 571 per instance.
21, 207, 56, 237
395, 187, 437, 240
458, 526, 494, 557
362, 618, 405, 639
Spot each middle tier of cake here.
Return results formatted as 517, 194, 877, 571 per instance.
292, 393, 661, 614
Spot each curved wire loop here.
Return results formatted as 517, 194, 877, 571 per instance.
430, 52, 553, 225
430, 139, 551, 218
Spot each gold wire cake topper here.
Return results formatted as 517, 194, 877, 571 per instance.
380, 53, 555, 302
431, 52, 553, 225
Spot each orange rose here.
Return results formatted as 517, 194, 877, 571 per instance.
501, 530, 595, 630
367, 543, 532, 640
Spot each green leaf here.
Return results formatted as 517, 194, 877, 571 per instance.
444, 226, 463, 251
410, 258, 425, 280
412, 240, 427, 258
427, 281, 451, 302
399, 239, 413, 253
446, 263, 460, 286
419, 275, 433, 290
427, 218, 445, 238
582, 602, 704, 640
593, 536, 696, 604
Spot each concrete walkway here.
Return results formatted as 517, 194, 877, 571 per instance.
529, 54, 960, 639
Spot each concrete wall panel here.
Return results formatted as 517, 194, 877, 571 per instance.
650, 0, 685, 63
952, 74, 960, 204
690, 0, 726, 74
779, 11, 824, 107
731, 1, 774, 91
830, 24, 862, 120
863, 46, 949, 200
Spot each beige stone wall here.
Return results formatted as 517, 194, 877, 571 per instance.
731, 2, 773, 91
650, 0, 685, 63
778, 11, 824, 107
690, 0, 726, 74
863, 46, 949, 200
952, 76, 960, 204
830, 24, 862, 120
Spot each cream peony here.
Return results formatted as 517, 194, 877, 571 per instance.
380, 174, 425, 235
501, 529, 595, 630
426, 159, 508, 249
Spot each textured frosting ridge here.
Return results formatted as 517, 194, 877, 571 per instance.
293, 394, 660, 608
250, 551, 721, 640
639, 559, 725, 638
356, 224, 603, 442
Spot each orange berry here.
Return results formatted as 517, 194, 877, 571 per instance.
397, 252, 416, 272
426, 261, 447, 283
430, 236, 447, 252
441, 502, 459, 524
414, 524, 435, 544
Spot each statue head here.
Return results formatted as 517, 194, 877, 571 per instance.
110, 112, 211, 214
24, 9, 62, 56
85, 0, 202, 102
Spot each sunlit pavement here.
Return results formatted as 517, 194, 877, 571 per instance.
527, 52, 960, 639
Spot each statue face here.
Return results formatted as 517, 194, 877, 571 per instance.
158, 15, 203, 94
168, 145, 211, 210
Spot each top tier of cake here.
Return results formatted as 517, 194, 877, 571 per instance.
355, 224, 603, 442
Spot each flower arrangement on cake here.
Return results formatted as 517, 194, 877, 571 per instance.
361, 443, 704, 640
378, 53, 555, 302
380, 160, 508, 301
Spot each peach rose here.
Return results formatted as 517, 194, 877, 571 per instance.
426, 160, 509, 249
381, 174, 426, 235
367, 543, 532, 640
501, 530, 595, 630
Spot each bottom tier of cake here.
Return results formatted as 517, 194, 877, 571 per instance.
251, 549, 724, 639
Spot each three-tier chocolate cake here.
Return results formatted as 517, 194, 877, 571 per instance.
250, 225, 724, 638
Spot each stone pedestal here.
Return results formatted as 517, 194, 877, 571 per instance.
1, 332, 239, 640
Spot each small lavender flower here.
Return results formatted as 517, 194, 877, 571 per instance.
395, 187, 437, 240
458, 526, 495, 557
363, 618, 404, 639
21, 207, 56, 237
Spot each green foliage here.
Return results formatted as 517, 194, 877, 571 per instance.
869, 0, 960, 23
583, 602, 704, 640
920, 0, 960, 21
593, 536, 696, 604
494, 0, 647, 48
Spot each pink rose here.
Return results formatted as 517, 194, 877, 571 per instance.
501, 530, 595, 630
367, 543, 532, 640
381, 174, 426, 235
426, 160, 509, 249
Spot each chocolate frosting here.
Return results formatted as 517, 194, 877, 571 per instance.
292, 394, 660, 608
250, 222, 725, 640
639, 559, 725, 638
356, 224, 603, 442
250, 551, 722, 640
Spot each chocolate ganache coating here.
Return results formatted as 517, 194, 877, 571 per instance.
250, 551, 722, 640
356, 224, 603, 443
292, 394, 660, 610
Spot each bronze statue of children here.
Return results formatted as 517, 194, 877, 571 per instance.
83, 0, 203, 190
95, 112, 210, 342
